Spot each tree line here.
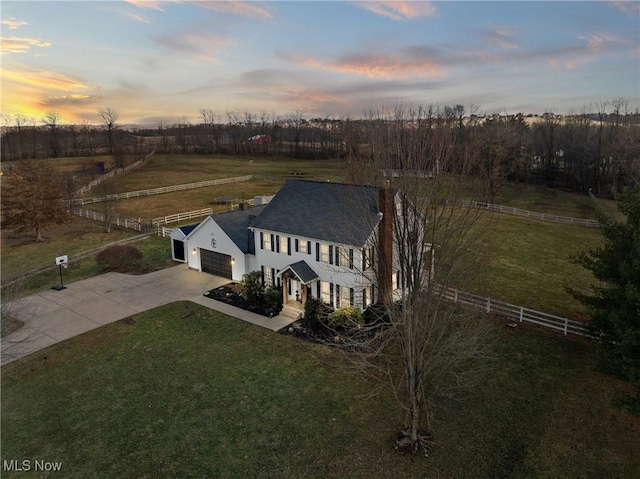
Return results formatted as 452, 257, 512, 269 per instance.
2, 101, 638, 195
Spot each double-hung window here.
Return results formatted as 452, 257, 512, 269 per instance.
279, 236, 289, 255
320, 281, 331, 303
262, 266, 274, 287
320, 244, 330, 263
262, 233, 272, 251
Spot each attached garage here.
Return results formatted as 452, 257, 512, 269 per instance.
170, 223, 198, 263
200, 249, 232, 279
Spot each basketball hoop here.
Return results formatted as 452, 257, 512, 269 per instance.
52, 255, 69, 290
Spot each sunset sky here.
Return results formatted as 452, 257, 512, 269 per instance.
2, 1, 639, 125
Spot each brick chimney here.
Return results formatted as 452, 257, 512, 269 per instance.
377, 186, 393, 305
239, 201, 250, 211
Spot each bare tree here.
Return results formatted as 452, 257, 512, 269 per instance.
1, 158, 72, 241
43, 110, 61, 158
99, 107, 118, 155
335, 105, 497, 455
157, 120, 171, 154
81, 120, 95, 157
95, 179, 119, 233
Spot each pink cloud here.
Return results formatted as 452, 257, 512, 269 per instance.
189, 1, 274, 19
357, 1, 437, 20
281, 48, 445, 80
609, 1, 640, 16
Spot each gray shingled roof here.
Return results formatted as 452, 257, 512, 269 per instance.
212, 205, 266, 254
250, 180, 382, 247
178, 224, 198, 236
281, 260, 319, 284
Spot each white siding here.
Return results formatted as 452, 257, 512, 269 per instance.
251, 228, 372, 309
184, 217, 247, 281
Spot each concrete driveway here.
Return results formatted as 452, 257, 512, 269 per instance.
1, 264, 298, 366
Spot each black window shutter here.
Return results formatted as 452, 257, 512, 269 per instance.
329, 245, 333, 264
335, 246, 340, 266
316, 282, 321, 299
350, 288, 354, 306
316, 242, 320, 261
276, 235, 280, 253
349, 249, 354, 269
362, 248, 366, 270
287, 237, 292, 255
330, 283, 334, 306
295, 238, 299, 252
335, 284, 340, 305
272, 269, 276, 286
362, 288, 367, 306
307, 241, 311, 254
260, 232, 264, 249
261, 265, 265, 285
270, 234, 275, 252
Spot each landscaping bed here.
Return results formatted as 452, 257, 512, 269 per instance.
203, 282, 282, 317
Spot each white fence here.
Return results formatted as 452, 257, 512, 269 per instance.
74, 154, 150, 195
70, 174, 254, 206
435, 285, 587, 337
151, 208, 214, 227
462, 201, 600, 228
1, 234, 152, 290
73, 208, 154, 232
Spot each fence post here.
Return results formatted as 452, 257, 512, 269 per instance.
519, 306, 524, 322
564, 319, 568, 336
486, 297, 491, 313
454, 289, 458, 303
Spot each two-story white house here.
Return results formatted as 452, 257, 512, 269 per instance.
172, 179, 404, 318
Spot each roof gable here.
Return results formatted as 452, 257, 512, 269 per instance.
251, 180, 382, 247
213, 205, 266, 254
186, 205, 266, 254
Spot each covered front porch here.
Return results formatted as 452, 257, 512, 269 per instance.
278, 260, 319, 320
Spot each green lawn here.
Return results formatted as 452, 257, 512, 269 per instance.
3, 235, 174, 299
474, 214, 603, 318
87, 179, 284, 220
494, 181, 618, 219
2, 302, 638, 478
108, 154, 347, 191
1, 217, 139, 281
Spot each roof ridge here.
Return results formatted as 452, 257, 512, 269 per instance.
285, 178, 381, 190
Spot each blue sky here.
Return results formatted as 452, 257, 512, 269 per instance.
2, 1, 639, 125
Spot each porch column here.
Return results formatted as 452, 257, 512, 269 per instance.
282, 272, 288, 305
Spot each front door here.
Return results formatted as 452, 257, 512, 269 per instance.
288, 278, 301, 304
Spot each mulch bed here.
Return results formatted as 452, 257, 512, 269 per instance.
203, 283, 281, 318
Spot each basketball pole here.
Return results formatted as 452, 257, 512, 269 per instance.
58, 263, 64, 289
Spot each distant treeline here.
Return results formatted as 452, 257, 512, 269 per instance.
2, 103, 638, 196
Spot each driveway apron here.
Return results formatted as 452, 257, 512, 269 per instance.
1, 264, 298, 366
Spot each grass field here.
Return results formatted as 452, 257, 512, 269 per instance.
2, 302, 638, 478
109, 154, 347, 191
1, 218, 139, 281
2, 234, 174, 298
475, 214, 602, 318
99, 179, 284, 220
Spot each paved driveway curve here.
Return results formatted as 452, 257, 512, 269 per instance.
1, 265, 297, 366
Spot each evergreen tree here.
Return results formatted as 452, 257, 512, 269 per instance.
572, 185, 640, 392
